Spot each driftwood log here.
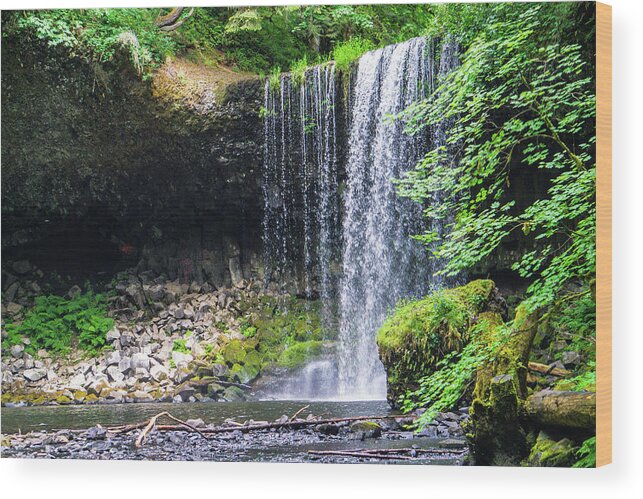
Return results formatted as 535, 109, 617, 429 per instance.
108, 412, 407, 447
524, 389, 596, 430
527, 361, 570, 377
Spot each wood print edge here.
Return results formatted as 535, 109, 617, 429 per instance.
596, 1, 612, 468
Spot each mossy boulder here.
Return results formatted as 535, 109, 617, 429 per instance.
223, 386, 246, 402
349, 421, 382, 439
526, 431, 577, 467
376, 280, 502, 407
221, 339, 248, 365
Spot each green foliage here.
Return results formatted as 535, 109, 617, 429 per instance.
290, 55, 310, 85
332, 38, 374, 72
172, 339, 190, 354
239, 319, 257, 339
573, 436, 596, 468
4, 4, 508, 76
277, 340, 325, 370
557, 365, 596, 392
8, 9, 178, 73
376, 280, 495, 404
2, 291, 114, 356
404, 315, 512, 427
397, 4, 596, 311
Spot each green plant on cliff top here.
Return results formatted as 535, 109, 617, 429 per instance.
2, 290, 113, 356
10, 9, 179, 72
332, 37, 374, 71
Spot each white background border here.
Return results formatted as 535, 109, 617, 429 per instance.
0, 1, 640, 497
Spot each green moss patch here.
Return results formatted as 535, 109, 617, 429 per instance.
277, 341, 326, 370
376, 280, 497, 405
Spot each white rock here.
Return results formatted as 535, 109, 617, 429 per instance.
105, 350, 121, 366
171, 351, 193, 367
68, 372, 86, 389
131, 353, 150, 370
106, 327, 120, 342
10, 344, 24, 358
11, 358, 25, 373
118, 357, 131, 373
150, 364, 169, 382
134, 367, 150, 381
23, 368, 47, 382
106, 366, 125, 383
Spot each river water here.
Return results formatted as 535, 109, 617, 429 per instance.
1, 400, 391, 434
1, 400, 466, 464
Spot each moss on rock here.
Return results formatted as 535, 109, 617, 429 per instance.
376, 280, 500, 406
526, 431, 577, 467
277, 341, 326, 370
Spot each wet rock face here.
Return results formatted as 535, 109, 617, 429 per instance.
1, 34, 263, 284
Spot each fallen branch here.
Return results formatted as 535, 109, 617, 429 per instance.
527, 361, 570, 377
108, 414, 405, 436
307, 449, 415, 461
133, 412, 207, 448
289, 405, 310, 422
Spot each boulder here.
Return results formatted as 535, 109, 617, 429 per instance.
175, 386, 196, 402
118, 357, 131, 374
131, 352, 150, 370
105, 350, 121, 366
133, 367, 150, 381
87, 377, 111, 396
5, 282, 20, 302
349, 421, 382, 440
68, 372, 86, 389
10, 343, 24, 358
120, 334, 134, 348
562, 351, 582, 367
150, 364, 169, 382
11, 260, 32, 274
106, 327, 121, 342
106, 366, 125, 383
171, 351, 193, 367
6, 302, 23, 316
131, 390, 154, 403
222, 386, 246, 402
23, 368, 47, 382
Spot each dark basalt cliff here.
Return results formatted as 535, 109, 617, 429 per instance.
1, 35, 546, 294
2, 35, 265, 288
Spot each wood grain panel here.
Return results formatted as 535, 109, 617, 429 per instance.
596, 1, 612, 468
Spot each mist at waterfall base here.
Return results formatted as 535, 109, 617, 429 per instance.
261, 37, 459, 402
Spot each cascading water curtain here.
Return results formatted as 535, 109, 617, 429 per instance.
336, 37, 437, 399
262, 38, 460, 400
262, 63, 339, 302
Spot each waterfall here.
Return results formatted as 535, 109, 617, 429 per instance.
337, 37, 435, 399
262, 64, 339, 299
262, 37, 459, 400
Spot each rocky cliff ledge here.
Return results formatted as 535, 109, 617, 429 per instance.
2, 34, 264, 288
